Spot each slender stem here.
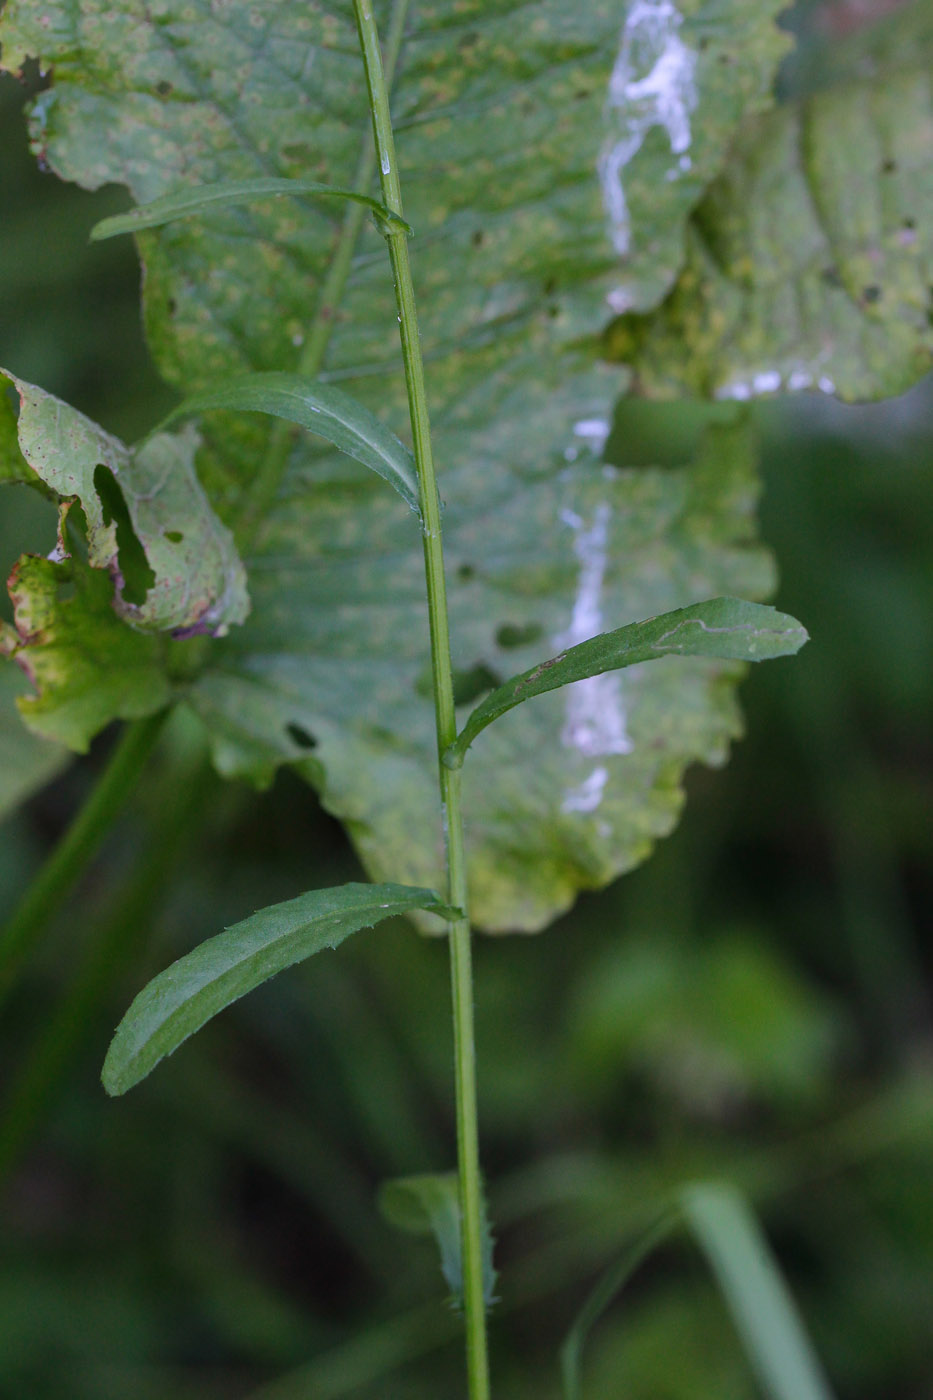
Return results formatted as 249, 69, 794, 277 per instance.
0, 727, 214, 1179
0, 710, 166, 1002
351, 4, 491, 1397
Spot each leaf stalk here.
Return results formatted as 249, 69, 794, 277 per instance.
0, 710, 167, 1002
350, 3, 491, 1396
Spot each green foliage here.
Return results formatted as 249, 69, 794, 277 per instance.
562, 1184, 836, 1400
0, 0, 801, 931
593, 0, 791, 314
2, 553, 171, 750
610, 4, 933, 401
0, 658, 67, 817
0, 370, 248, 635
102, 881, 452, 1095
446, 597, 807, 766
378, 1172, 497, 1308
161, 373, 421, 514
682, 1184, 835, 1400
90, 176, 410, 241
567, 928, 841, 1109
0, 1, 930, 1393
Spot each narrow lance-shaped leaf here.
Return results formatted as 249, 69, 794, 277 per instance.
681, 1183, 837, 1400
378, 1172, 497, 1310
445, 598, 808, 768
90, 176, 411, 241
102, 882, 454, 1096
159, 373, 420, 515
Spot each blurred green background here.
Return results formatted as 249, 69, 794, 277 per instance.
1, 4, 931, 1396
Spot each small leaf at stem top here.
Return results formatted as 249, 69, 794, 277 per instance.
445, 597, 808, 768
102, 882, 454, 1096
157, 372, 421, 514
90, 176, 411, 240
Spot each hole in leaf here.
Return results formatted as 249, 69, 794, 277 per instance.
285, 721, 318, 750
451, 663, 501, 708
457, 563, 476, 582
156, 80, 173, 96
863, 285, 881, 303
496, 622, 543, 650
93, 465, 156, 606
164, 530, 184, 543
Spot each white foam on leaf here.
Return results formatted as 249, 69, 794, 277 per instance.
562, 765, 610, 814
555, 501, 633, 818
572, 418, 611, 455
599, 1, 698, 257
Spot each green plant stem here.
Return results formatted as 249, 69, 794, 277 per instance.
0, 725, 213, 1181
0, 711, 166, 1002
351, 4, 491, 1398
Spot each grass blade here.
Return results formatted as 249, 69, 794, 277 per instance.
560, 1211, 678, 1400
445, 598, 808, 767
379, 1172, 497, 1308
158, 372, 421, 513
681, 1183, 836, 1400
102, 882, 453, 1096
90, 176, 411, 240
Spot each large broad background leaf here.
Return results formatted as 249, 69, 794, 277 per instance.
609, 1, 933, 402
1, 0, 790, 930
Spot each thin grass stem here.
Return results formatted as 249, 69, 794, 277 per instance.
0, 710, 166, 1004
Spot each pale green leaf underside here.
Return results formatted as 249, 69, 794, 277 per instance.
161, 373, 420, 514
682, 1184, 836, 1400
0, 0, 789, 929
90, 176, 410, 241
378, 1171, 497, 1308
0, 659, 69, 818
1, 370, 248, 636
446, 598, 807, 767
610, 27, 933, 401
102, 881, 451, 1096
